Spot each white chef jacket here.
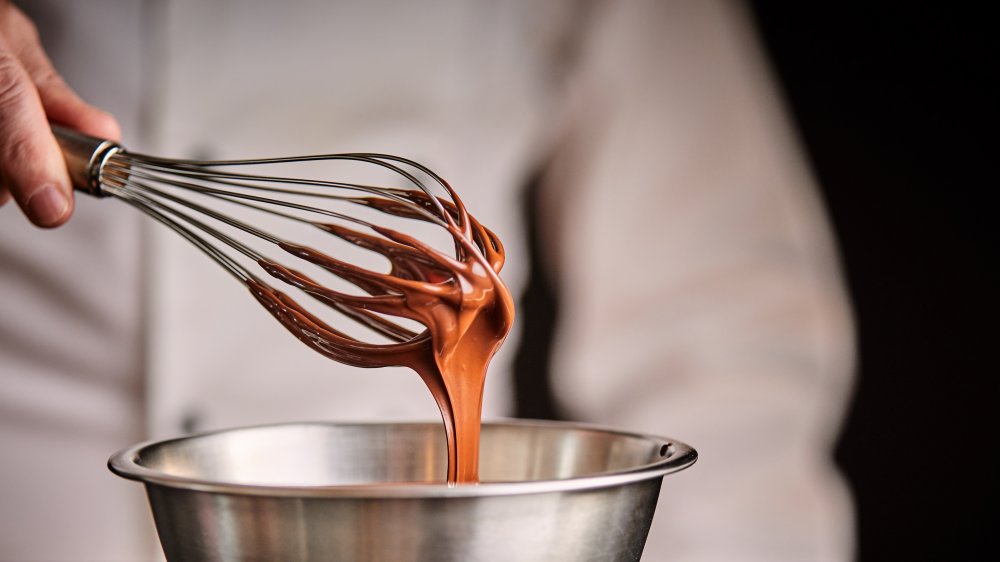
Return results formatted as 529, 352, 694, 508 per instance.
0, 1, 855, 561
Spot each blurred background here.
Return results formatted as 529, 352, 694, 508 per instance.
517, 2, 998, 559
750, 3, 998, 559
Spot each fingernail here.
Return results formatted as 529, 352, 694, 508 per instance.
26, 185, 70, 226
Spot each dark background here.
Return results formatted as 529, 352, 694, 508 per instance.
750, 3, 996, 560
515, 3, 998, 560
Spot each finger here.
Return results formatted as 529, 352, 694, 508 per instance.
0, 48, 73, 227
0, 186, 11, 207
30, 63, 120, 141
3, 3, 120, 141
12, 30, 120, 141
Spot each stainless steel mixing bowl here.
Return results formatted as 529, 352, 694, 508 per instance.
109, 420, 696, 562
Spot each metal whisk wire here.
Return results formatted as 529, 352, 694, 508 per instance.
102, 152, 445, 279
53, 125, 501, 348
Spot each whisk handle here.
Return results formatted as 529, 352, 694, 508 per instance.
52, 125, 122, 197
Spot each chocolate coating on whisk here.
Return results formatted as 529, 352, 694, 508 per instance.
249, 188, 514, 485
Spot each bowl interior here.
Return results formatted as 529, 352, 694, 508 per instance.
130, 421, 685, 487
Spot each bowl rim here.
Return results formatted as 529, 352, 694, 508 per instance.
108, 419, 697, 498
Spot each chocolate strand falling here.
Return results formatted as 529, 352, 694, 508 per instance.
247, 186, 514, 484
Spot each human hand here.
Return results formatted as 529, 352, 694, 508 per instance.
0, 0, 119, 227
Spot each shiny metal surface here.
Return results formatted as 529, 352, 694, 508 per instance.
52, 125, 121, 196
110, 420, 696, 562
50, 125, 466, 287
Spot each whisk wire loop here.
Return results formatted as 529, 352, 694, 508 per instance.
54, 125, 498, 348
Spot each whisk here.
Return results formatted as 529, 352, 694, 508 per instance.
52, 125, 511, 370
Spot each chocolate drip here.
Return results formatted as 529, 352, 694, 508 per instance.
247, 186, 514, 484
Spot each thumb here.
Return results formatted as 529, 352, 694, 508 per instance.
0, 49, 73, 227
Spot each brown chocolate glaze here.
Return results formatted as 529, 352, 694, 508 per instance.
246, 187, 514, 484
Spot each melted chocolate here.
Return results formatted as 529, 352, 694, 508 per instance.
246, 188, 514, 484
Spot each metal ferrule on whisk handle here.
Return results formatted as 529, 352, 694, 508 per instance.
52, 125, 122, 197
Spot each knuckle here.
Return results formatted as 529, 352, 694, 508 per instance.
0, 50, 30, 110
0, 52, 43, 169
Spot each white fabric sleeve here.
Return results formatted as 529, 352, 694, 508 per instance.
540, 1, 856, 560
